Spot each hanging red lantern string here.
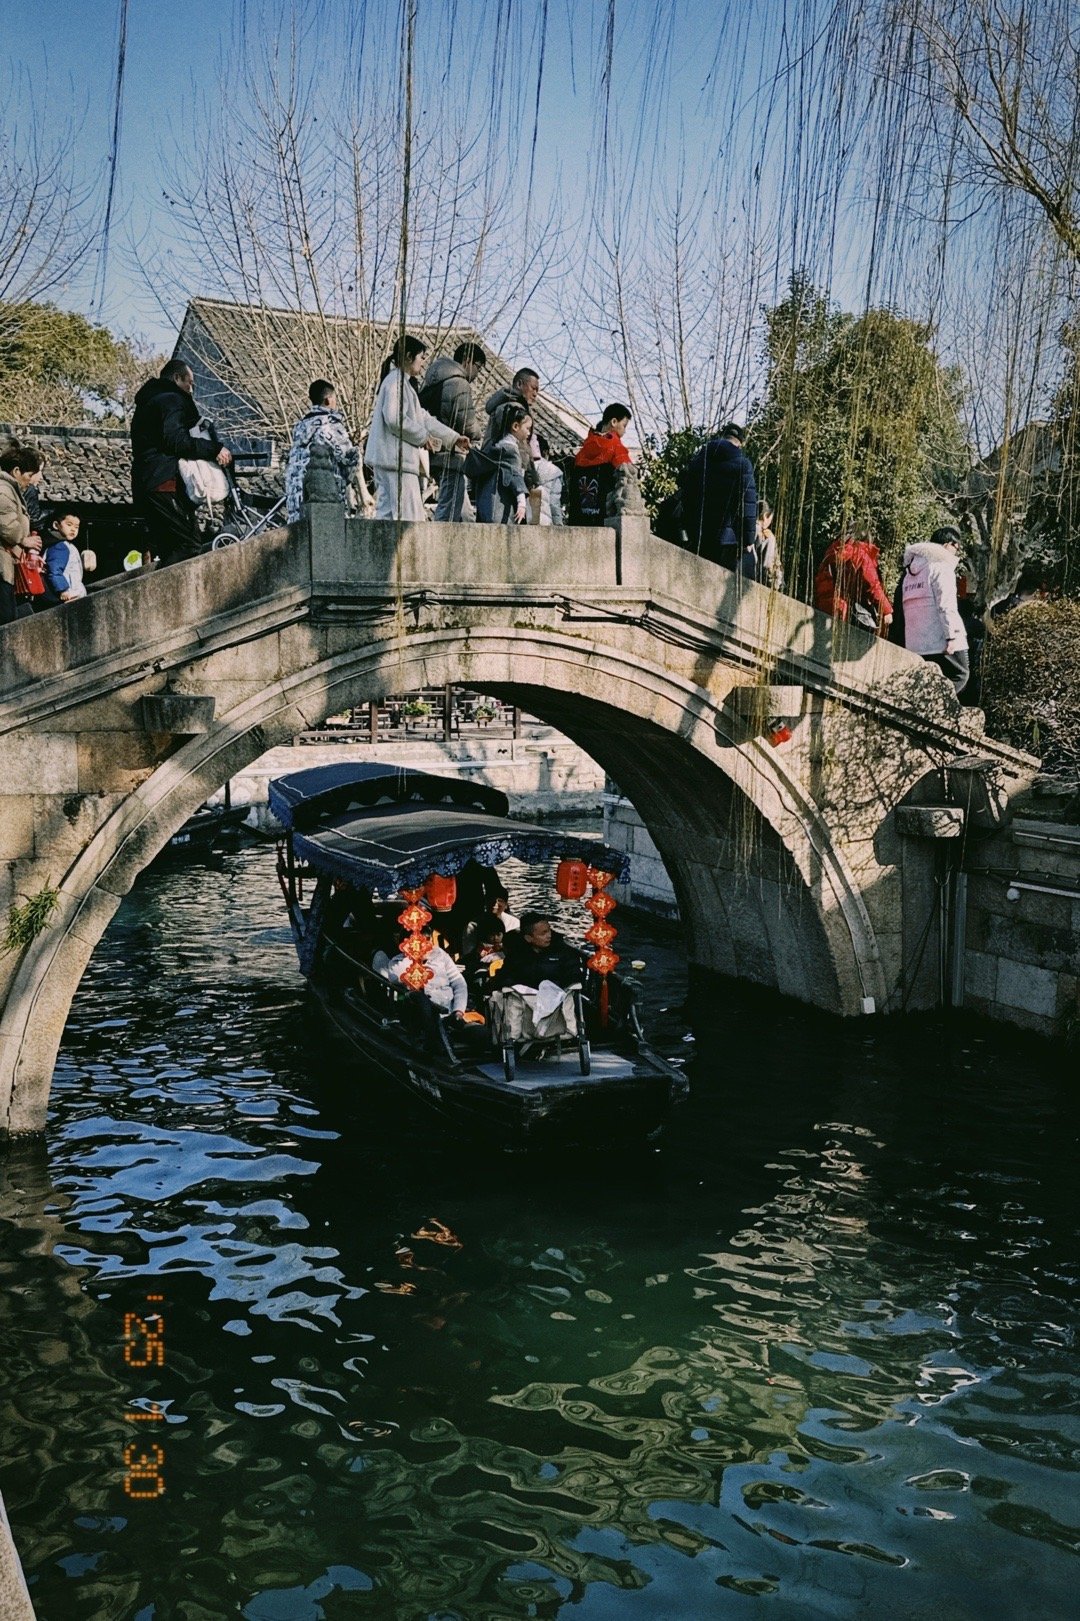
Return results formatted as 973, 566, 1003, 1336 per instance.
584, 867, 619, 1025
397, 886, 435, 992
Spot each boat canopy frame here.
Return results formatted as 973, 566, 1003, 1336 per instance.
270, 764, 631, 895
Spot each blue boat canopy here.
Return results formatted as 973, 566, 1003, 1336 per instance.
269, 762, 509, 832
269, 764, 630, 890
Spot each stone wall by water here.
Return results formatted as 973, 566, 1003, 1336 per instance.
606, 790, 1080, 1041
0, 1489, 35, 1620
962, 818, 1080, 1040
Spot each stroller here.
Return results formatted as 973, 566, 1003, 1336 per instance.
181, 424, 286, 551
208, 473, 285, 549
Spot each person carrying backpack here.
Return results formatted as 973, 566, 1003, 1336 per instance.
419, 342, 486, 521
679, 422, 757, 567
813, 528, 893, 633
566, 404, 632, 525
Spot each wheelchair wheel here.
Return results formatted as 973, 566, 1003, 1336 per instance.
502, 1044, 516, 1084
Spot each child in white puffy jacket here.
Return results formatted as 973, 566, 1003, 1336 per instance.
900, 527, 968, 694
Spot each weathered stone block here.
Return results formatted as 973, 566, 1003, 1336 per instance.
0, 799, 34, 862
77, 733, 170, 795
896, 805, 966, 839
995, 958, 1058, 1019
0, 736, 79, 795
138, 693, 216, 734
964, 950, 999, 1001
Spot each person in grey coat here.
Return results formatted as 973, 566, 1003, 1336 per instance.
419, 341, 487, 521
483, 368, 541, 491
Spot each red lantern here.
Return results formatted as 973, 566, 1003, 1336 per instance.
397, 887, 434, 990
585, 870, 619, 1025
424, 873, 457, 913
556, 859, 589, 900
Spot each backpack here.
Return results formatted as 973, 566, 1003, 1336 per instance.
565, 461, 615, 526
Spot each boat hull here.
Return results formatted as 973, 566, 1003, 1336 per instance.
308, 976, 687, 1150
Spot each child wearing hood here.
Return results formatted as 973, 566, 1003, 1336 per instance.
899, 526, 969, 694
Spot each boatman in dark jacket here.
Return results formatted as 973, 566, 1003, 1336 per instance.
494, 913, 582, 991
680, 421, 758, 570
130, 359, 232, 567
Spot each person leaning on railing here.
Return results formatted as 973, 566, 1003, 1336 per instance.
366, 336, 469, 521
0, 438, 45, 625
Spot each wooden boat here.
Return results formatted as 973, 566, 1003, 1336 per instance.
158, 784, 248, 860
270, 763, 687, 1147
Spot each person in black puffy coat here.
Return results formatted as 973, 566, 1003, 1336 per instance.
130, 360, 232, 566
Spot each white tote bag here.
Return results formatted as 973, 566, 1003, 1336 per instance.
179, 419, 230, 505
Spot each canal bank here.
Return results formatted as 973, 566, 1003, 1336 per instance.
605, 785, 1080, 1041
0, 1488, 35, 1620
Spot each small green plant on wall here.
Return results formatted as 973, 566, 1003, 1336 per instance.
3, 884, 60, 955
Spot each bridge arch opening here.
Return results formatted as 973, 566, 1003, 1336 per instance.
1, 626, 880, 1133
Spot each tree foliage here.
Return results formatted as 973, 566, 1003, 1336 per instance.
0, 300, 157, 424
748, 275, 971, 597
1029, 314, 1080, 596
637, 426, 711, 518
981, 599, 1080, 776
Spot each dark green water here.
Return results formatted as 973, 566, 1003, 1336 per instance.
1, 844, 1077, 1620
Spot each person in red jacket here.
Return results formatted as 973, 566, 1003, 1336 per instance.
813, 528, 893, 635
566, 403, 632, 523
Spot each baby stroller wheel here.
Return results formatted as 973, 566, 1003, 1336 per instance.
212, 526, 243, 549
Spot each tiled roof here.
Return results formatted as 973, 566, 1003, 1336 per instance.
0, 422, 282, 509
0, 423, 132, 506
176, 297, 590, 455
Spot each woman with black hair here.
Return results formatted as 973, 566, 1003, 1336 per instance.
471, 406, 532, 523
366, 336, 469, 520
0, 439, 45, 625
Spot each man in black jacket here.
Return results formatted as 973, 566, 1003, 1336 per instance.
494, 913, 582, 991
680, 421, 758, 570
130, 359, 232, 566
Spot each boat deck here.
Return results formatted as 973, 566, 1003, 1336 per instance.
473, 1049, 641, 1090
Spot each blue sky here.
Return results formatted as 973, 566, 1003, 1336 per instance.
13, 7, 816, 300
5, 1, 1061, 441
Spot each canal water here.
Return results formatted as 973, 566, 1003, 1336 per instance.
0, 843, 1077, 1620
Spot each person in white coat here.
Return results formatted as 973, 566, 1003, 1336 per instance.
900, 527, 969, 694
366, 336, 469, 520
534, 434, 564, 525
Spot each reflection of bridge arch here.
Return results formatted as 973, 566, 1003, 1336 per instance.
0, 512, 1033, 1133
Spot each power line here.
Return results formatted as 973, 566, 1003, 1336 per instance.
91, 0, 129, 316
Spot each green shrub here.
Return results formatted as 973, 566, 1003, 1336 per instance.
981, 599, 1080, 773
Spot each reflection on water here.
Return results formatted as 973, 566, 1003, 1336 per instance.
0, 844, 1077, 1619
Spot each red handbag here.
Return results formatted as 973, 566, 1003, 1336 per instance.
14, 551, 45, 598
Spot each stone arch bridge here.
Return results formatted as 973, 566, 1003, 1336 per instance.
0, 501, 1032, 1133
